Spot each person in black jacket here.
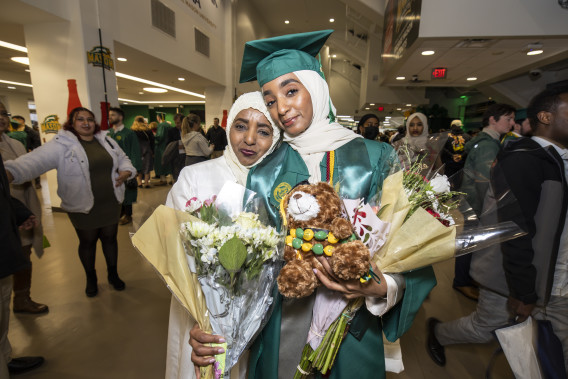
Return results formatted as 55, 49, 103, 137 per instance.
427, 86, 568, 370
0, 152, 44, 375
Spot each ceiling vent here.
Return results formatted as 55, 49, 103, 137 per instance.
454, 39, 494, 48
195, 28, 210, 57
151, 0, 176, 38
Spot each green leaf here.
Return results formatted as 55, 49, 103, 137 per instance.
376, 203, 390, 218
218, 236, 247, 275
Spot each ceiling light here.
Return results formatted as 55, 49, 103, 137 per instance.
385, 116, 391, 119
178, 77, 185, 81
117, 57, 127, 62
406, 104, 412, 107
332, 54, 337, 58
0, 40, 27, 53
25, 69, 30, 72
467, 77, 478, 81
396, 76, 405, 80
396, 108, 402, 111
118, 98, 205, 104
116, 72, 205, 98
159, 105, 164, 107
527, 49, 543, 56
329, 18, 335, 22
284, 20, 290, 24
143, 87, 168, 93
7, 86, 16, 89
370, 103, 375, 106
421, 50, 435, 56
0, 79, 32, 87
365, 107, 370, 110
139, 91, 144, 94
11, 57, 29, 65
123, 102, 129, 105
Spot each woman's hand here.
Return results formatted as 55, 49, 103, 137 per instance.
189, 324, 225, 374
313, 256, 388, 300
115, 171, 131, 187
6, 170, 14, 183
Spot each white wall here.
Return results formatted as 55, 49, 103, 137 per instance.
234, 0, 274, 95
0, 91, 33, 122
420, 0, 568, 38
109, 0, 227, 86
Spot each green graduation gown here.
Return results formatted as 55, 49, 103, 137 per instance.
154, 121, 172, 176
246, 138, 437, 379
107, 127, 142, 205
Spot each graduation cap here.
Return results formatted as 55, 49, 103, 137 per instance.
239, 29, 334, 86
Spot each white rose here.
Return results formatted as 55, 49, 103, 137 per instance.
430, 174, 451, 193
186, 221, 213, 238
234, 212, 261, 229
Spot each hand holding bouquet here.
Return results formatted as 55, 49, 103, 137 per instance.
133, 182, 283, 379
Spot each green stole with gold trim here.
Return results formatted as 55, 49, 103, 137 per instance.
246, 139, 436, 379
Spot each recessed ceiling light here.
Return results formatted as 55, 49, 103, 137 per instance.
0, 40, 27, 53
24, 69, 30, 72
421, 50, 435, 56
332, 54, 337, 58
370, 103, 375, 106
0, 79, 32, 88
284, 20, 290, 24
396, 108, 402, 111
123, 102, 129, 105
118, 98, 205, 104
11, 57, 29, 65
467, 77, 478, 81
329, 18, 335, 22
178, 77, 185, 81
116, 72, 205, 98
396, 76, 406, 80
7, 86, 16, 89
527, 49, 543, 56
385, 116, 391, 119
365, 107, 370, 110
117, 57, 127, 62
138, 91, 144, 95
406, 104, 412, 106
159, 105, 164, 107
143, 87, 168, 93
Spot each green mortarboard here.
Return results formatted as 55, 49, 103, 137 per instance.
239, 30, 334, 86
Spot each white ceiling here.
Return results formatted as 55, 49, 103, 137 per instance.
382, 37, 568, 88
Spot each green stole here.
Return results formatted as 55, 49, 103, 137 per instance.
246, 139, 437, 378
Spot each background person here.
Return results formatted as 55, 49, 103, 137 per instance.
154, 113, 172, 185
205, 117, 227, 159
0, 102, 47, 314
166, 91, 281, 379
181, 113, 214, 167
0, 152, 44, 375
357, 113, 380, 140
164, 113, 186, 182
108, 107, 142, 226
5, 107, 137, 298
131, 116, 155, 188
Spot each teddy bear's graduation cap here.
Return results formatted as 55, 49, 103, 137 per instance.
239, 29, 334, 86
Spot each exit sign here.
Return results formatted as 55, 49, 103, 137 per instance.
432, 67, 448, 79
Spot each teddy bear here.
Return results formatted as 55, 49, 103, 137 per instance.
277, 182, 371, 299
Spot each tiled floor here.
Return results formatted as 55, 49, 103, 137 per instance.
9, 177, 513, 378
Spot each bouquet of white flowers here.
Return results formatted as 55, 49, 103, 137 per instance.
132, 182, 283, 379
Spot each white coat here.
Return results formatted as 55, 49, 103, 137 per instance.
5, 130, 136, 213
165, 157, 247, 379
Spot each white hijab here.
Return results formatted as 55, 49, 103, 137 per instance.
403, 112, 429, 150
282, 70, 361, 182
223, 91, 281, 185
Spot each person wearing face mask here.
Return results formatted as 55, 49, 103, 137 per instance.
357, 114, 380, 140
165, 92, 281, 379
189, 30, 436, 379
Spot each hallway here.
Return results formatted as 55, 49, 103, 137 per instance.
9, 179, 514, 378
